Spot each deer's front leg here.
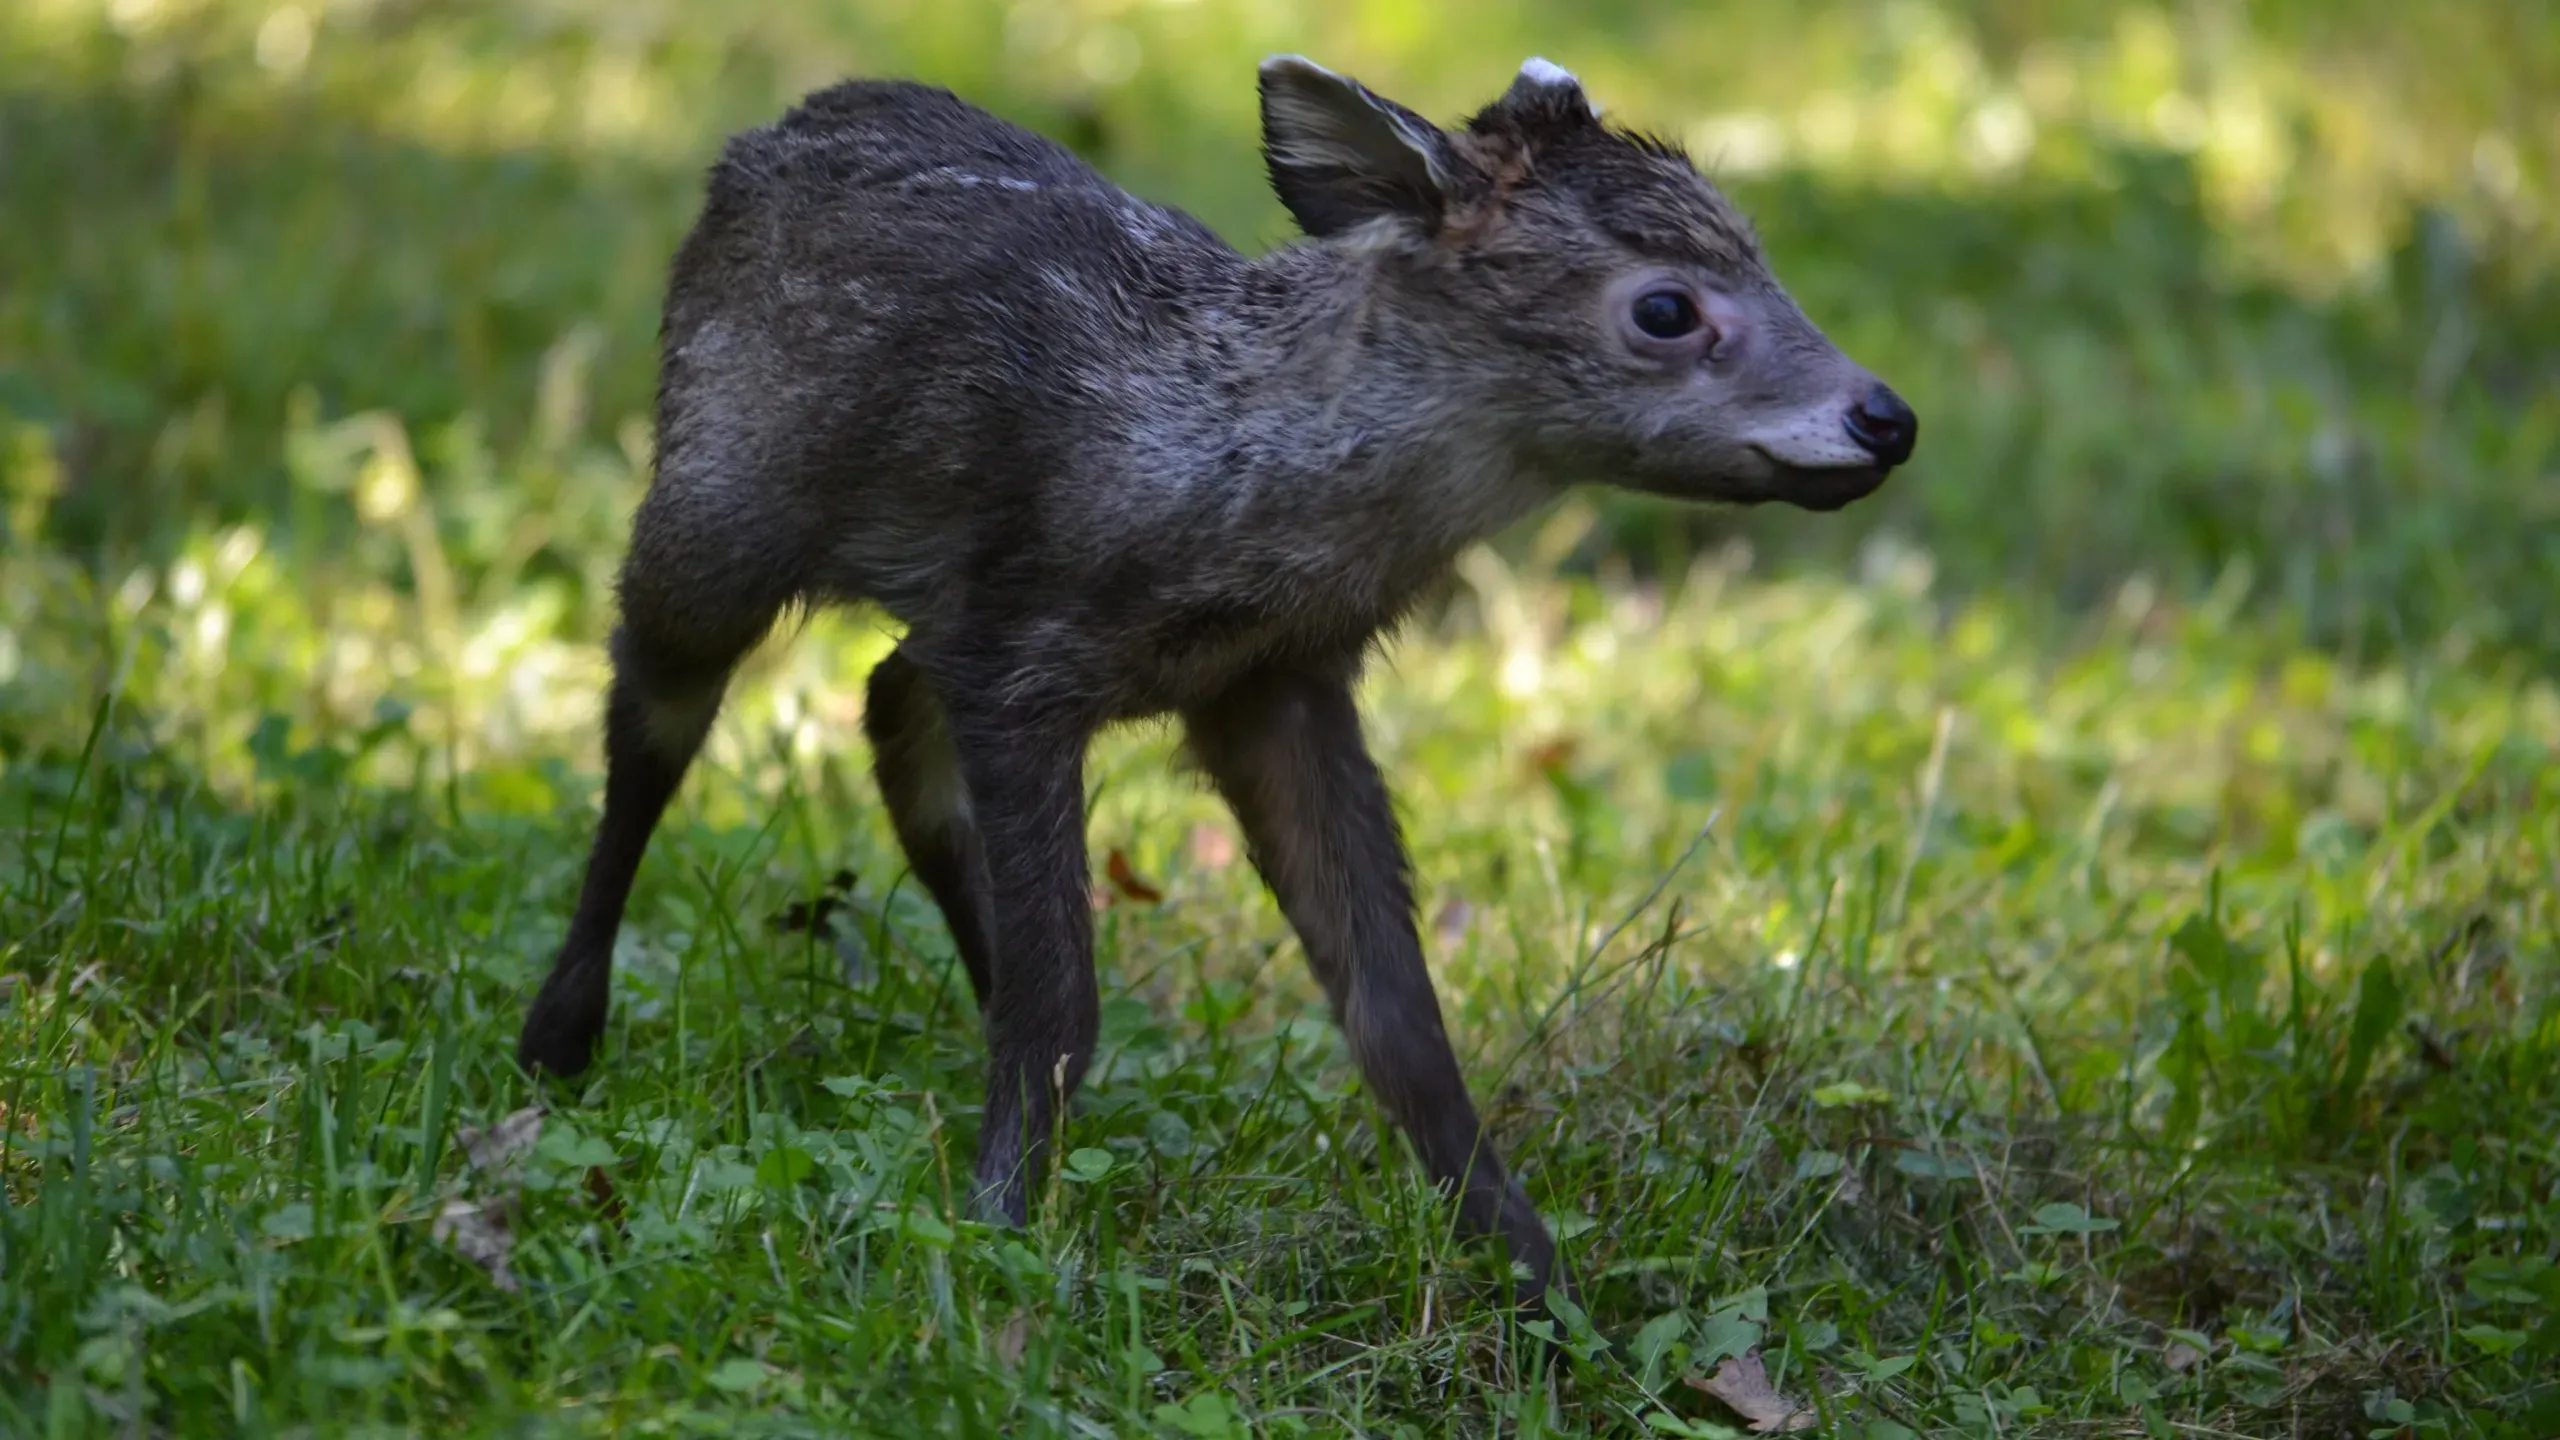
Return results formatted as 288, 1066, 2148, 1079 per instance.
936, 684, 1100, 1223
1185, 666, 1564, 1307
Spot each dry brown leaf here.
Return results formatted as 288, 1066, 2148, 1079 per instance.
459, 1106, 543, 1176
432, 1197, 519, 1292
584, 1165, 627, 1233
1105, 848, 1164, 904
1685, 1351, 1816, 1433
991, 1311, 1031, 1367
1188, 823, 1238, 871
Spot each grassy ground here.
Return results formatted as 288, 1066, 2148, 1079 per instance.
6, 559, 2557, 1437
4, 0, 2559, 1435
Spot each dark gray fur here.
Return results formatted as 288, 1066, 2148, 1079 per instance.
517, 55, 1915, 1313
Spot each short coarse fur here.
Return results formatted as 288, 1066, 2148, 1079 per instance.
516, 56, 1915, 1315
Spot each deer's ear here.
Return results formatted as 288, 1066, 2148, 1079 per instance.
1258, 55, 1457, 237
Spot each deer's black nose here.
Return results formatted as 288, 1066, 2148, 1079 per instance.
1844, 385, 1917, 468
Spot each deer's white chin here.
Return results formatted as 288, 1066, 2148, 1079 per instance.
1597, 437, 1890, 509
1738, 446, 1892, 511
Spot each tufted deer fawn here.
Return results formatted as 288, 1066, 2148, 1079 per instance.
516, 54, 1916, 1313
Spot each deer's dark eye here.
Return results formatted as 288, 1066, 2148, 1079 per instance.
1631, 290, 1701, 340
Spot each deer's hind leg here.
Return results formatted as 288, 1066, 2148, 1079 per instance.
517, 476, 807, 1078
863, 646, 999, 1009
881, 648, 1102, 1228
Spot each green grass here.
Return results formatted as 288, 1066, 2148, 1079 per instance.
6, 565, 2556, 1436
4, 0, 2559, 1434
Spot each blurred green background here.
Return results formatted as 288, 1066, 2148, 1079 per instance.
0, 0, 2554, 761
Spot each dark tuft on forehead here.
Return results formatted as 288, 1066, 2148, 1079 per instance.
1460, 95, 1764, 275
1586, 145, 1763, 272
1613, 127, 1691, 165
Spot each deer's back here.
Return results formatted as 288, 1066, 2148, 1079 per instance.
669, 79, 1237, 379
651, 80, 1264, 647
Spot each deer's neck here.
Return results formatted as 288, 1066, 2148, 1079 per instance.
1210, 247, 1553, 585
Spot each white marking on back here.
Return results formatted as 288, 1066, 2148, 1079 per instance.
908, 166, 1044, 193
1119, 206, 1168, 248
